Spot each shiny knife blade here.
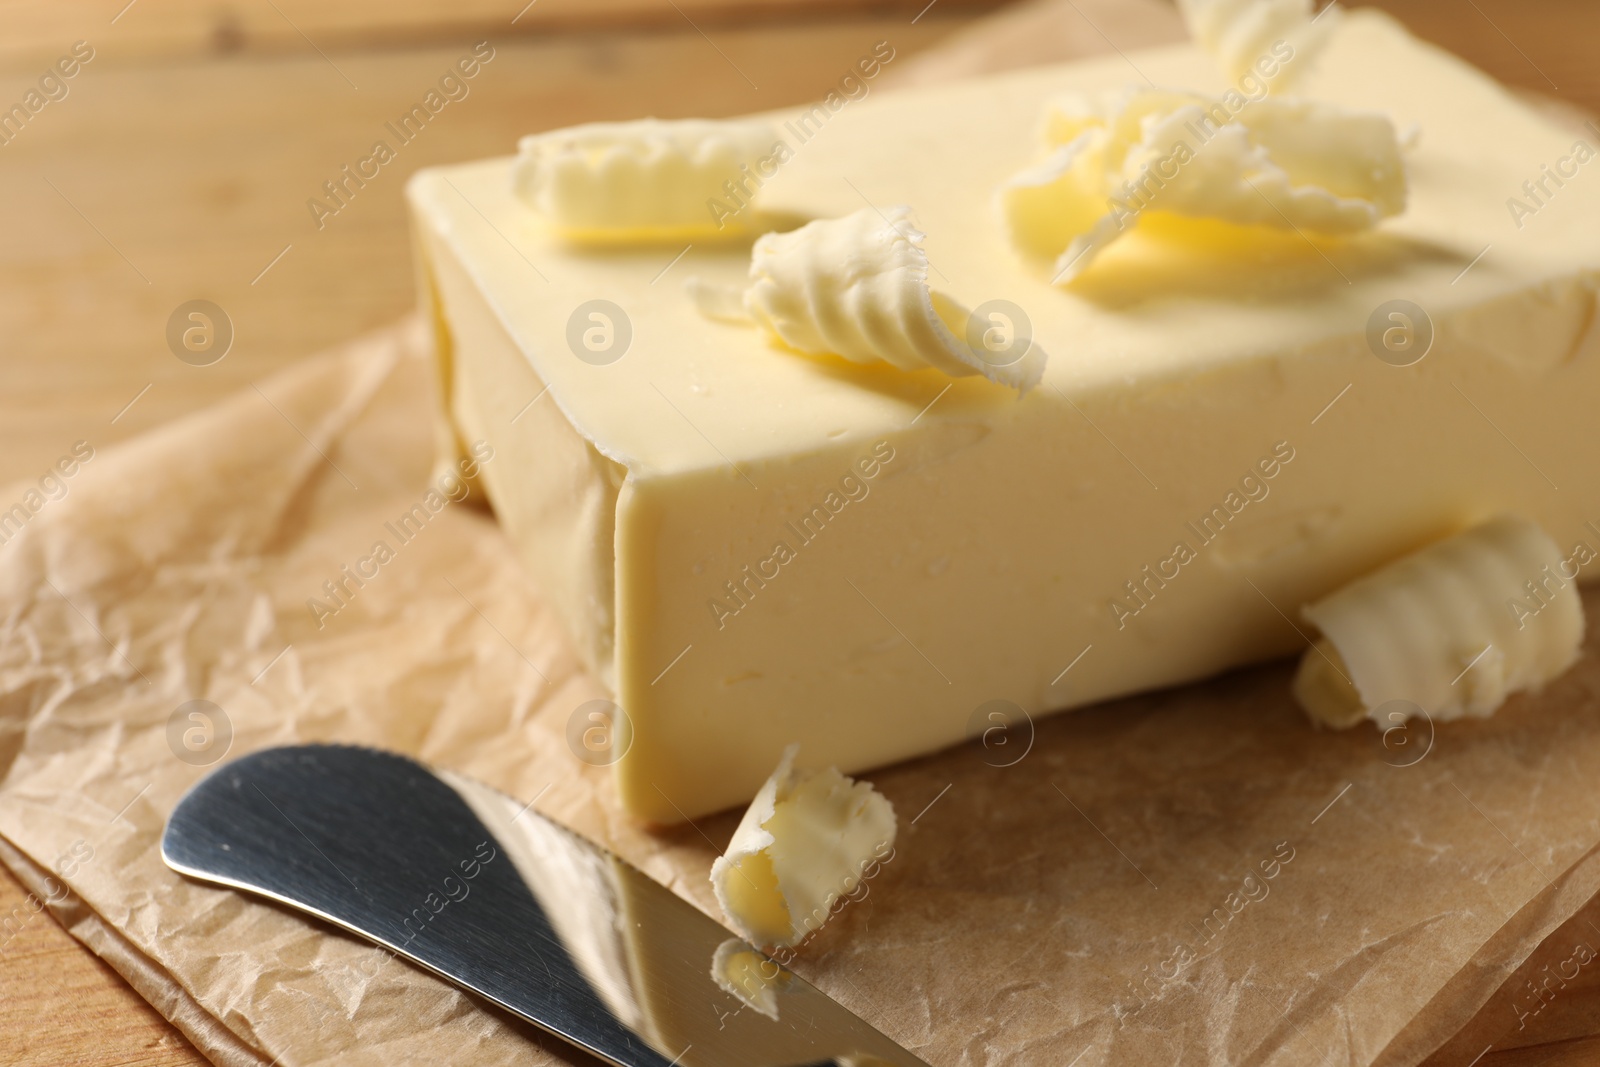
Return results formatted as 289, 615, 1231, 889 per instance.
161, 744, 928, 1067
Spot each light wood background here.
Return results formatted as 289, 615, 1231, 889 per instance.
3, 1, 1599, 1064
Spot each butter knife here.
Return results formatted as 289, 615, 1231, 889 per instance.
161, 744, 927, 1067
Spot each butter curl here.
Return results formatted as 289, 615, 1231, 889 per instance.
998, 89, 1407, 283
512, 118, 779, 241
1294, 515, 1584, 727
1177, 0, 1337, 93
690, 206, 1048, 393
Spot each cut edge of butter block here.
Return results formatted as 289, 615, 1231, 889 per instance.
710, 745, 897, 949
511, 117, 779, 241
1295, 515, 1586, 727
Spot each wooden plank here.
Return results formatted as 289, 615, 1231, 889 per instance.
1365, 0, 1600, 116
0, 862, 202, 1067
0, 14, 977, 491
885, 0, 1187, 87
4, 3, 1600, 1065
886, 0, 1600, 116
0, 0, 1008, 70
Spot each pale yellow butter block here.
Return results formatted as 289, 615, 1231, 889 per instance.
409, 11, 1600, 821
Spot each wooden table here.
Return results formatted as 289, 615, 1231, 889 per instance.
3, 1, 1598, 1063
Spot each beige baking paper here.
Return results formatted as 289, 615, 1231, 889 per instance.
2, 323, 1599, 1067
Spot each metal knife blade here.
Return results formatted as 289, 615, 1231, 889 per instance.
161, 744, 928, 1067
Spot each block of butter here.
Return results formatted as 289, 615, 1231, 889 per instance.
409, 11, 1600, 822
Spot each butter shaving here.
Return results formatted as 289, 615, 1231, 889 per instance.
998, 89, 1407, 283
689, 206, 1048, 392
1294, 515, 1585, 728
1177, 0, 1337, 93
710, 744, 896, 950
511, 118, 779, 241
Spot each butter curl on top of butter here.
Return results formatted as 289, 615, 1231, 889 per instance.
1294, 515, 1586, 729
511, 118, 779, 242
998, 88, 1407, 283
710, 744, 896, 950
688, 206, 1049, 392
1177, 0, 1336, 94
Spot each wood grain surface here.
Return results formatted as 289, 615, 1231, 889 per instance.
0, 878, 200, 1066
0, 0, 1009, 68
3, 1, 1599, 1064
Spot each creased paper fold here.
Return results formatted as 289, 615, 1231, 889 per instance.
2, 321, 1599, 1067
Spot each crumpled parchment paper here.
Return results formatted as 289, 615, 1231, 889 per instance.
2, 322, 1599, 1067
